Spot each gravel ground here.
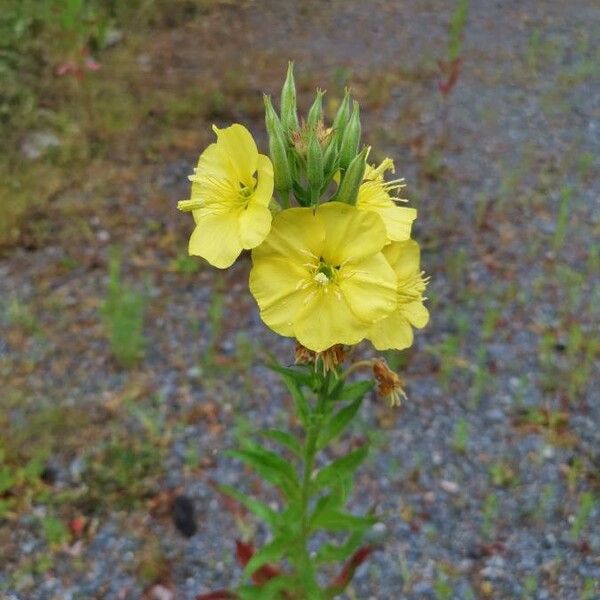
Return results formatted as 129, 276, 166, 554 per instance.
1, 1, 599, 599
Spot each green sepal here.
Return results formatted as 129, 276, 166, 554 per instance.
259, 429, 303, 458
338, 101, 361, 170
307, 89, 325, 128
334, 146, 368, 205
332, 88, 351, 138
316, 397, 363, 450
280, 62, 299, 133
264, 94, 292, 196
306, 131, 324, 202
218, 484, 280, 529
313, 445, 369, 490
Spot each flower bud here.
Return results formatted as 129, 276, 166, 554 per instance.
332, 88, 351, 139
338, 101, 361, 171
307, 89, 325, 129
335, 146, 369, 205
322, 132, 339, 177
264, 94, 292, 196
280, 61, 299, 133
306, 131, 324, 201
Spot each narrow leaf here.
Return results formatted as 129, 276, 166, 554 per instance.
315, 531, 365, 564
218, 485, 280, 528
313, 445, 369, 490
317, 397, 363, 450
312, 509, 376, 533
335, 380, 373, 402
243, 537, 288, 578
260, 429, 303, 457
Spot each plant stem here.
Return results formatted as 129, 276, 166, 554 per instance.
296, 371, 330, 594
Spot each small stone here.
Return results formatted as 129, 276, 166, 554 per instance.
171, 495, 197, 538
432, 451, 443, 466
147, 584, 174, 600
440, 480, 460, 494
21, 131, 60, 160
97, 230, 110, 243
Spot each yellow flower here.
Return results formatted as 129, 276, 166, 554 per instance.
368, 239, 429, 350
178, 124, 274, 268
356, 158, 416, 242
249, 202, 397, 352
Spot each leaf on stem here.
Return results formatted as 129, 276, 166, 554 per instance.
259, 429, 303, 458
313, 445, 369, 490
317, 397, 363, 450
218, 485, 280, 529
242, 537, 288, 579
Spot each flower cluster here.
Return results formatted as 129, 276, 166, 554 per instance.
179, 64, 429, 353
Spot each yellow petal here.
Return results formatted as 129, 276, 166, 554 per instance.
253, 208, 325, 264
249, 257, 309, 336
369, 311, 414, 351
339, 254, 397, 322
318, 202, 387, 265
252, 154, 274, 207
383, 240, 421, 280
193, 142, 229, 181
239, 204, 272, 249
403, 301, 429, 328
188, 210, 241, 269
294, 287, 368, 352
213, 123, 258, 187
377, 206, 417, 241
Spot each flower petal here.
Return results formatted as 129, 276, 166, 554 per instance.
339, 254, 397, 322
383, 240, 421, 280
403, 301, 429, 328
378, 206, 417, 241
369, 311, 414, 351
252, 154, 274, 207
239, 204, 272, 249
318, 202, 387, 264
249, 257, 308, 337
294, 288, 368, 352
193, 142, 230, 182
213, 124, 258, 187
253, 208, 325, 264
188, 210, 242, 268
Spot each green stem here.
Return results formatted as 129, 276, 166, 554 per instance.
296, 371, 330, 594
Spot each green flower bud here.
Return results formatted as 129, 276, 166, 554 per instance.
335, 146, 369, 205
338, 101, 361, 171
332, 88, 351, 139
280, 61, 299, 133
264, 94, 292, 196
307, 89, 325, 129
306, 131, 324, 202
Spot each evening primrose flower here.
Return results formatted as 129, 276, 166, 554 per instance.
178, 124, 274, 268
356, 158, 416, 242
368, 239, 429, 350
249, 202, 397, 352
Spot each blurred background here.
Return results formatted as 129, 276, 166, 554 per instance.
0, 0, 598, 598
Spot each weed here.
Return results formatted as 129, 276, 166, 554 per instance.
451, 418, 470, 454
101, 249, 146, 368
172, 251, 201, 275
489, 461, 517, 488
570, 491, 596, 541
447, 0, 469, 62
481, 493, 498, 539
581, 578, 598, 600
522, 574, 538, 598
40, 514, 70, 548
433, 570, 453, 600
553, 185, 572, 251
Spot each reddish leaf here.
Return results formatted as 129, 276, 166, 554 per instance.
196, 592, 237, 600
328, 546, 374, 591
235, 540, 281, 585
437, 57, 463, 96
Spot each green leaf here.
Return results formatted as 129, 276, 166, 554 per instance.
267, 363, 314, 388
335, 380, 373, 402
243, 537, 288, 578
312, 509, 376, 533
226, 447, 299, 500
238, 576, 298, 599
218, 484, 280, 528
313, 445, 369, 490
315, 531, 366, 564
317, 397, 363, 450
259, 429, 302, 458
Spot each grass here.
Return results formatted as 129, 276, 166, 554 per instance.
101, 249, 146, 368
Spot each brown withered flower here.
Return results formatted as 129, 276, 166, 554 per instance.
372, 358, 407, 407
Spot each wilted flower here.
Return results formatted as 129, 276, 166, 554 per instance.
178, 124, 274, 268
372, 358, 407, 407
249, 202, 397, 352
369, 240, 429, 350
